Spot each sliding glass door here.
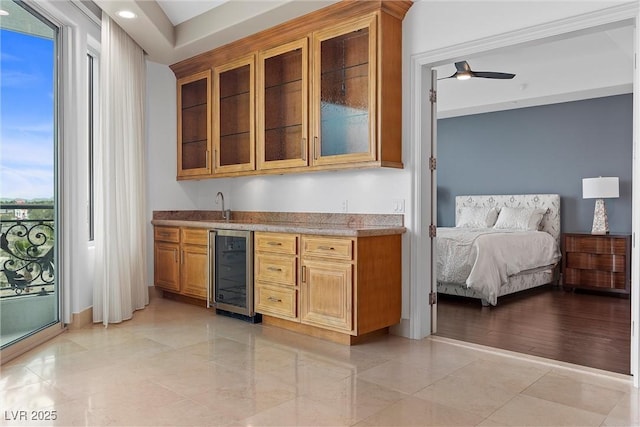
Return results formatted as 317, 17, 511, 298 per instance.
0, 0, 60, 350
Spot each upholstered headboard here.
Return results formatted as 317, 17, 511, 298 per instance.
455, 194, 561, 244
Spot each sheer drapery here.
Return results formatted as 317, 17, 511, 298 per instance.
93, 13, 148, 325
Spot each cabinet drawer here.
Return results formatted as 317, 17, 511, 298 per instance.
565, 252, 626, 272
155, 226, 180, 243
255, 232, 298, 254
564, 268, 627, 290
255, 254, 297, 286
564, 235, 627, 255
181, 228, 209, 246
255, 284, 297, 319
301, 236, 353, 260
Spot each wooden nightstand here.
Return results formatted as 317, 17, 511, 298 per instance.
562, 232, 631, 296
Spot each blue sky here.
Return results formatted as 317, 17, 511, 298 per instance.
1, 28, 55, 200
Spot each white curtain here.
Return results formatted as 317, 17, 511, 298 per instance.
93, 13, 149, 325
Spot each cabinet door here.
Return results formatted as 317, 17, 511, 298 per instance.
300, 259, 353, 332
181, 244, 209, 300
154, 242, 180, 292
177, 70, 212, 178
257, 39, 309, 170
311, 15, 376, 166
213, 55, 255, 173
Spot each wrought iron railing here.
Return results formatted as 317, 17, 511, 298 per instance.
0, 204, 55, 298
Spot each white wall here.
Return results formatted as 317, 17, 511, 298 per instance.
145, 0, 631, 336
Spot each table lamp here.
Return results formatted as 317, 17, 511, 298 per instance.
582, 177, 619, 234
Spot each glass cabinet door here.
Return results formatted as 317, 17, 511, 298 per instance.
177, 70, 212, 177
312, 15, 376, 166
257, 38, 308, 170
213, 56, 255, 173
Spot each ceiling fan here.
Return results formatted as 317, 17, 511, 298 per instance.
443, 60, 516, 80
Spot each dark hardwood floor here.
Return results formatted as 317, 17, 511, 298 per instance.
435, 285, 631, 374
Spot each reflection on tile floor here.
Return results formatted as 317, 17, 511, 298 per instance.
1, 296, 638, 426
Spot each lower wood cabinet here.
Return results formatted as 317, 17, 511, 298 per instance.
254, 232, 299, 320
255, 231, 401, 343
154, 226, 209, 301
300, 258, 353, 332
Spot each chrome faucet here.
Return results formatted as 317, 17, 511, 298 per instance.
215, 191, 231, 221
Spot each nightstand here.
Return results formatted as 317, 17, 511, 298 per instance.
562, 232, 631, 296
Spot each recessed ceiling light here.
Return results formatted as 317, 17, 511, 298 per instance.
116, 10, 137, 19
0, 9, 9, 16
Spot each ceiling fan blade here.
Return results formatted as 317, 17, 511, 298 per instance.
472, 71, 516, 79
437, 72, 458, 80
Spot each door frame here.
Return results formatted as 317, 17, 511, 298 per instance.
408, 3, 640, 386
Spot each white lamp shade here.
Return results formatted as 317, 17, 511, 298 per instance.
582, 177, 619, 199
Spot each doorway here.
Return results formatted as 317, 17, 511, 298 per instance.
0, 0, 62, 356
410, 5, 640, 385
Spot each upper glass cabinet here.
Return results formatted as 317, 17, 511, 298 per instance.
213, 55, 255, 173
177, 70, 211, 178
312, 15, 376, 165
257, 38, 309, 170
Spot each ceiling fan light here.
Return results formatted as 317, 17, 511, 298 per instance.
456, 72, 472, 80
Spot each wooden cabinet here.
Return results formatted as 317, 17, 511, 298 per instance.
254, 232, 299, 320
213, 55, 255, 173
180, 228, 209, 299
154, 226, 209, 301
311, 15, 376, 166
300, 236, 355, 333
154, 227, 180, 292
255, 231, 402, 343
257, 39, 309, 170
562, 233, 631, 296
171, 1, 411, 179
177, 70, 211, 178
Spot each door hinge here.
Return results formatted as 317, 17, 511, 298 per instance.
429, 224, 437, 238
429, 89, 437, 103
429, 156, 436, 171
429, 292, 437, 305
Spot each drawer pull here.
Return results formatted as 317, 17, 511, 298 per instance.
267, 242, 283, 246
267, 266, 283, 272
318, 246, 335, 251
302, 265, 306, 282
159, 232, 170, 237
267, 296, 282, 303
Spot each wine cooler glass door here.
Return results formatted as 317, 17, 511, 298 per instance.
210, 230, 254, 316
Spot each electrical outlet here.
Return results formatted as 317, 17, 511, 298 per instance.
341, 200, 348, 213
392, 198, 405, 213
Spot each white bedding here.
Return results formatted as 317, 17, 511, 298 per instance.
436, 227, 561, 305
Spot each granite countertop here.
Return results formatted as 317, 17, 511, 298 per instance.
151, 211, 406, 237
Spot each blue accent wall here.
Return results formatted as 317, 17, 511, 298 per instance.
437, 94, 632, 233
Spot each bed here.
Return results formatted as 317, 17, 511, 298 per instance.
436, 194, 561, 306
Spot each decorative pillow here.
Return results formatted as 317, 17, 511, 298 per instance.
456, 207, 500, 228
493, 207, 546, 231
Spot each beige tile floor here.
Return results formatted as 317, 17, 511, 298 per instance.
1, 296, 638, 427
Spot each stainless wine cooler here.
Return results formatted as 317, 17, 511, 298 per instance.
208, 230, 259, 322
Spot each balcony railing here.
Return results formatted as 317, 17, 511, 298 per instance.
0, 204, 55, 299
